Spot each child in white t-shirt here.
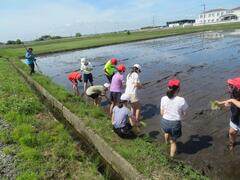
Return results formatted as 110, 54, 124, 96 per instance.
125, 64, 142, 123
160, 79, 188, 157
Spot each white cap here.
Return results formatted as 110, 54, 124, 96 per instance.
133, 64, 141, 70
103, 83, 110, 88
81, 58, 86, 63
120, 93, 131, 101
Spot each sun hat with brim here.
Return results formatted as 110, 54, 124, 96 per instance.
168, 79, 180, 87
120, 93, 131, 101
103, 83, 110, 88
227, 77, 240, 89
81, 58, 86, 63
133, 64, 141, 71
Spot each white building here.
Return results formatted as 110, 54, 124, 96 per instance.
195, 7, 240, 25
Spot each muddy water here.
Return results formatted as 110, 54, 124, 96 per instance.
37, 30, 240, 179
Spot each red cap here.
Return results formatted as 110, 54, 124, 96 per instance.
227, 77, 240, 89
111, 58, 118, 65
168, 79, 180, 87
117, 64, 126, 72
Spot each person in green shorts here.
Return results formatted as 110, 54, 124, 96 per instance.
104, 58, 118, 83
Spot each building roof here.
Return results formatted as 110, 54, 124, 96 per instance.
166, 19, 195, 25
232, 7, 240, 10
204, 8, 227, 13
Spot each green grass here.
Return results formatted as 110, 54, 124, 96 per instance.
0, 59, 103, 179
13, 59, 207, 179
1, 22, 240, 58
2, 23, 237, 179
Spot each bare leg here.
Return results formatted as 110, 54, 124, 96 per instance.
131, 102, 141, 122
110, 102, 114, 114
164, 133, 170, 144
84, 82, 88, 92
229, 128, 237, 150
170, 140, 177, 157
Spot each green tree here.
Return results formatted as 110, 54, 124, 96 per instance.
16, 39, 22, 44
75, 33, 82, 37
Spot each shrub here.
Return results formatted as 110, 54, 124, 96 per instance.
75, 32, 82, 37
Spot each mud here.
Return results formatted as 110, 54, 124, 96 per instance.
36, 30, 240, 179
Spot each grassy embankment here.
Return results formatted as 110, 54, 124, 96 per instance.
2, 23, 238, 179
0, 59, 103, 179
1, 22, 240, 58
13, 60, 205, 179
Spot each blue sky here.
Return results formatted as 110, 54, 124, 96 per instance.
0, 0, 239, 42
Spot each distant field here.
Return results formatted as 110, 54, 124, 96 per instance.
1, 22, 240, 57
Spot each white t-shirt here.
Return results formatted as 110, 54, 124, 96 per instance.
160, 96, 188, 121
125, 72, 140, 95
81, 62, 93, 74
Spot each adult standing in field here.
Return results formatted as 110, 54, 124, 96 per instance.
67, 72, 82, 96
104, 58, 118, 83
86, 83, 110, 106
216, 77, 240, 150
80, 58, 93, 92
160, 79, 188, 157
25, 48, 36, 75
109, 64, 126, 113
125, 64, 142, 123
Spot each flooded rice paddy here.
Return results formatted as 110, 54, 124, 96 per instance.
37, 30, 240, 179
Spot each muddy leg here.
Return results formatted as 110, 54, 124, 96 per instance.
134, 102, 141, 122
229, 128, 237, 150
170, 140, 177, 157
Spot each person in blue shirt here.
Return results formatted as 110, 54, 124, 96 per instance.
25, 48, 36, 75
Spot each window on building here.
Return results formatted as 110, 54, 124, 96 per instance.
208, 14, 211, 17
212, 13, 215, 17
200, 15, 203, 18
212, 19, 214, 22
217, 12, 219, 16
221, 12, 224, 15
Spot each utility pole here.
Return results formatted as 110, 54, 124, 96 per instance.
202, 0, 206, 24
152, 16, 155, 27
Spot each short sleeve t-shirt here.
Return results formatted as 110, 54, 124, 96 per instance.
113, 106, 132, 128
86, 85, 105, 96
110, 73, 124, 92
81, 62, 93, 74
230, 105, 240, 126
104, 60, 115, 76
160, 96, 188, 121
68, 72, 81, 81
125, 72, 140, 95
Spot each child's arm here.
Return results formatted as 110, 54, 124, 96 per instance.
226, 99, 240, 108
216, 100, 232, 107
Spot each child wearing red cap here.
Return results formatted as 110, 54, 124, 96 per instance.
67, 72, 82, 96
160, 79, 188, 157
104, 58, 118, 83
109, 64, 126, 113
216, 77, 240, 150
